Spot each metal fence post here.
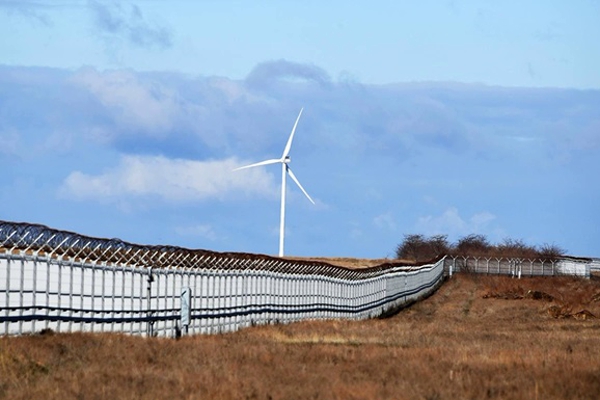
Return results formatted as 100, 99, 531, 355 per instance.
181, 286, 191, 336
68, 259, 73, 333
19, 256, 24, 335
90, 263, 96, 332
32, 256, 38, 333
4, 253, 11, 335
45, 257, 51, 331
146, 267, 154, 337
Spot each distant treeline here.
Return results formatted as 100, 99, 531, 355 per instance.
395, 234, 566, 262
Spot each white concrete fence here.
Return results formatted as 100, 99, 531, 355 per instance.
0, 221, 445, 337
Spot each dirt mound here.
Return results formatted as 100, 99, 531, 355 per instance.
482, 288, 554, 301
547, 305, 597, 319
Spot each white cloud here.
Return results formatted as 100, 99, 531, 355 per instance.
470, 211, 496, 227
245, 60, 332, 90
373, 212, 396, 231
71, 68, 197, 136
416, 207, 496, 237
0, 1, 52, 25
60, 155, 277, 203
350, 228, 362, 239
89, 1, 172, 49
175, 224, 217, 241
207, 77, 261, 104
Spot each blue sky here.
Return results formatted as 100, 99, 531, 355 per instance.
1, 0, 599, 258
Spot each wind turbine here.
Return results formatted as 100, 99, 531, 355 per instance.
234, 108, 315, 257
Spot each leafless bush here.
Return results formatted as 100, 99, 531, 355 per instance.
429, 234, 451, 257
395, 234, 566, 262
537, 243, 566, 261
395, 234, 449, 262
496, 238, 538, 259
395, 234, 425, 262
453, 234, 491, 257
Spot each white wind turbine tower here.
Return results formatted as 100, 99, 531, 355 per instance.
234, 108, 315, 257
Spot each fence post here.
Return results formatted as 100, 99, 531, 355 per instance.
91, 263, 96, 333
111, 266, 116, 333
181, 286, 191, 336
541, 260, 545, 276
451, 256, 458, 277
32, 256, 38, 333
45, 257, 51, 331
529, 259, 533, 276
68, 259, 74, 333
19, 256, 24, 335
4, 253, 11, 335
146, 267, 154, 337
80, 264, 85, 332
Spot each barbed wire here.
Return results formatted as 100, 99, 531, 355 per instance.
0, 220, 437, 279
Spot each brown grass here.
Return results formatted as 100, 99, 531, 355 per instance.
2, 274, 600, 399
284, 256, 409, 269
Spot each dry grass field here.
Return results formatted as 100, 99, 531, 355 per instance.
1, 273, 600, 400
283, 256, 400, 268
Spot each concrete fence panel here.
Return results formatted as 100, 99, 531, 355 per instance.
1, 221, 445, 337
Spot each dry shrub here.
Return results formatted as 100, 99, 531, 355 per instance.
537, 243, 567, 260
454, 234, 492, 257
395, 234, 567, 262
395, 234, 450, 262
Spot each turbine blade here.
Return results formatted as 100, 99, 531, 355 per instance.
282, 108, 304, 158
233, 158, 281, 171
287, 167, 315, 204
